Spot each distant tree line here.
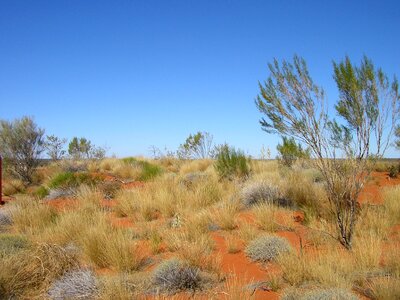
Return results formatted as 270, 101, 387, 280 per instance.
0, 116, 107, 183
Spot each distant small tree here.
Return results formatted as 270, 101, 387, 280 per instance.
68, 137, 107, 159
255, 55, 399, 249
178, 131, 215, 159
0, 116, 45, 183
44, 135, 67, 161
260, 145, 268, 160
68, 137, 92, 159
90, 145, 107, 160
276, 136, 310, 167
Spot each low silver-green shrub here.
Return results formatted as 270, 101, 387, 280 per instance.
245, 235, 291, 262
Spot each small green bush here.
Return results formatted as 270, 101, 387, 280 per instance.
214, 144, 250, 180
49, 172, 99, 189
277, 137, 310, 168
35, 186, 49, 199
388, 164, 399, 178
137, 161, 162, 181
152, 259, 203, 294
121, 157, 137, 165
48, 172, 75, 189
276, 136, 310, 168
245, 235, 291, 262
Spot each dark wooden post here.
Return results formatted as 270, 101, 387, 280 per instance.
0, 155, 4, 205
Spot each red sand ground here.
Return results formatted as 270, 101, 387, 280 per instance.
359, 171, 400, 203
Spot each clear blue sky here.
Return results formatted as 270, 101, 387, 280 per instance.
1, 0, 399, 158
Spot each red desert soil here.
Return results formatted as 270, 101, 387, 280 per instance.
211, 232, 280, 300
44, 197, 79, 211
358, 171, 400, 203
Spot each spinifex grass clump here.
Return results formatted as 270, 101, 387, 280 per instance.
245, 235, 291, 263
0, 210, 12, 227
47, 269, 98, 300
0, 234, 28, 257
98, 180, 122, 199
240, 180, 282, 208
152, 259, 204, 294
0, 243, 78, 298
282, 288, 359, 300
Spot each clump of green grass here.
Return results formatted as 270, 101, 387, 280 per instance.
121, 157, 137, 164
34, 186, 49, 199
245, 235, 291, 263
48, 172, 99, 190
137, 161, 162, 181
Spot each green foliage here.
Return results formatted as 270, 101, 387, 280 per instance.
277, 136, 310, 167
214, 144, 250, 180
121, 157, 137, 164
68, 137, 92, 159
137, 161, 162, 181
388, 164, 399, 178
49, 172, 99, 189
255, 55, 400, 249
120, 158, 162, 181
44, 135, 67, 161
0, 234, 29, 257
396, 125, 400, 150
0, 116, 45, 183
34, 186, 49, 199
178, 131, 214, 159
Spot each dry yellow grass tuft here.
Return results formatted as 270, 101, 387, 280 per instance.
225, 234, 241, 254
0, 243, 78, 298
383, 185, 400, 225
179, 159, 213, 175
211, 200, 239, 230
11, 196, 58, 235
2, 179, 25, 196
